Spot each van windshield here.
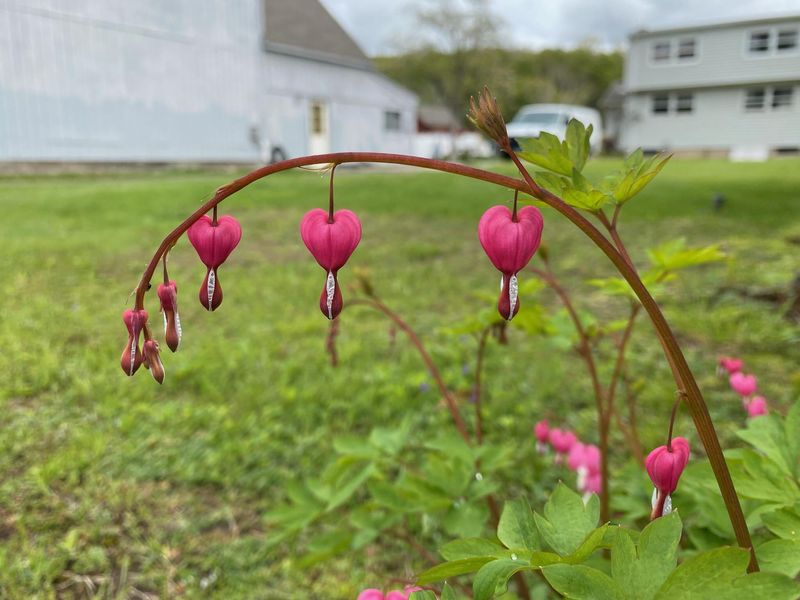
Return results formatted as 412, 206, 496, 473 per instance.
512, 112, 562, 125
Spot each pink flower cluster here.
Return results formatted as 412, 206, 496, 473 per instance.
534, 420, 602, 495
357, 586, 421, 600
718, 357, 768, 419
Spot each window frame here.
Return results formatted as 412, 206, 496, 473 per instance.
748, 30, 771, 53
384, 110, 402, 132
777, 29, 798, 51
677, 37, 696, 59
651, 41, 672, 62
771, 86, 794, 109
675, 93, 694, 113
651, 93, 670, 115
744, 87, 767, 111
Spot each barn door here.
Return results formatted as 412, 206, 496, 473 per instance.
308, 100, 330, 155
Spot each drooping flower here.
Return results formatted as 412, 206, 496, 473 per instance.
300, 208, 362, 319
646, 437, 690, 519
567, 442, 587, 472
120, 309, 148, 376
747, 396, 769, 419
187, 214, 242, 311
478, 204, 544, 320
718, 356, 743, 375
534, 419, 550, 453
157, 280, 181, 352
548, 428, 577, 455
729, 372, 757, 397
142, 338, 165, 384
357, 586, 422, 600
583, 472, 603, 495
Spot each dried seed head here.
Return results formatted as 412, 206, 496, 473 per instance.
468, 86, 509, 148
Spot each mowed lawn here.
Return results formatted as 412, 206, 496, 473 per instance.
1, 158, 799, 598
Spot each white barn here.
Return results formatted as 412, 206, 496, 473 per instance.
0, 0, 418, 164
619, 15, 800, 158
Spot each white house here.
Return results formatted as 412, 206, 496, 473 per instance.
619, 15, 800, 159
0, 0, 418, 164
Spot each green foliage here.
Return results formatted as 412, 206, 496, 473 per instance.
518, 120, 593, 176
602, 150, 672, 205
419, 489, 800, 599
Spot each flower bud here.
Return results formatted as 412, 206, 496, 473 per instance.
747, 396, 768, 419
729, 372, 757, 397
717, 356, 743, 376
534, 419, 550, 443
143, 339, 165, 384
120, 309, 148, 376
548, 428, 577, 455
157, 280, 181, 352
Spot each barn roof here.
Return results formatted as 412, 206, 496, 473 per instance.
262, 0, 372, 69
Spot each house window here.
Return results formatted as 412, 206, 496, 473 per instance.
777, 29, 798, 50
676, 93, 694, 113
749, 31, 770, 53
384, 111, 401, 131
310, 102, 325, 134
772, 87, 794, 109
652, 42, 670, 61
652, 94, 669, 114
745, 88, 766, 110
678, 38, 696, 59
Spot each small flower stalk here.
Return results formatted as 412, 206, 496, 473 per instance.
120, 309, 148, 376
478, 196, 544, 321
646, 436, 690, 520
187, 213, 242, 311
157, 279, 181, 352
300, 178, 362, 319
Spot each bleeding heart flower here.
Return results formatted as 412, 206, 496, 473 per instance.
729, 372, 757, 397
747, 396, 768, 418
187, 214, 242, 311
142, 338, 165, 384
300, 208, 362, 319
548, 428, 577, 455
357, 591, 385, 600
120, 309, 148, 376
583, 473, 602, 495
646, 437, 690, 519
534, 419, 550, 453
157, 280, 181, 352
478, 204, 543, 320
567, 442, 587, 472
583, 444, 601, 476
358, 586, 421, 600
718, 356, 743, 375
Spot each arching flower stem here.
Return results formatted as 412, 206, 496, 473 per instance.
129, 150, 757, 571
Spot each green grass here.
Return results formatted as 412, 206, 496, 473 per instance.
1, 158, 799, 598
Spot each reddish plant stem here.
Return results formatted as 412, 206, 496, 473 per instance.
504, 149, 757, 570
349, 298, 471, 443
529, 264, 611, 522
130, 150, 756, 571
473, 327, 491, 445
328, 164, 337, 223
326, 317, 339, 367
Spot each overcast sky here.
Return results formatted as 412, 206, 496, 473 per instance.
320, 0, 800, 55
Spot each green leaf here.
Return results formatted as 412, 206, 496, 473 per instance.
440, 538, 509, 561
564, 524, 607, 564
761, 505, 800, 540
416, 558, 494, 585
604, 151, 671, 204
498, 498, 540, 552
785, 401, 800, 477
737, 413, 794, 477
542, 564, 623, 600
646, 238, 725, 272
443, 501, 490, 538
566, 119, 593, 173
651, 546, 799, 600
408, 592, 438, 600
757, 539, 800, 577
325, 462, 374, 511
332, 435, 379, 459
441, 583, 457, 600
611, 529, 637, 597
369, 420, 411, 456
473, 558, 531, 600
518, 133, 574, 176
534, 484, 600, 555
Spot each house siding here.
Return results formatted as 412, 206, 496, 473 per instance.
621, 16, 800, 154
0, 0, 417, 163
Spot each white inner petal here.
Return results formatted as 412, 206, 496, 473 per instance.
508, 274, 519, 319
129, 338, 136, 375
663, 494, 673, 515
175, 310, 182, 342
499, 274, 504, 291
207, 268, 216, 310
651, 487, 658, 509
326, 271, 336, 319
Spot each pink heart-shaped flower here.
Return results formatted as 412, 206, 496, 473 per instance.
187, 215, 242, 268
300, 209, 362, 272
300, 208, 362, 319
478, 204, 543, 320
646, 437, 690, 495
729, 372, 757, 397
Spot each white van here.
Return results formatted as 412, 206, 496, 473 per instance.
505, 103, 603, 154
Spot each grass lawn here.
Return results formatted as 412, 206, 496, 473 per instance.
1, 157, 798, 598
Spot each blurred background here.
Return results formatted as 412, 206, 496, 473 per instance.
0, 1, 798, 598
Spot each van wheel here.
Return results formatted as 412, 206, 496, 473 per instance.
270, 147, 287, 163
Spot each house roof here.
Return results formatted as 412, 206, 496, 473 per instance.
630, 13, 800, 40
262, 0, 372, 69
